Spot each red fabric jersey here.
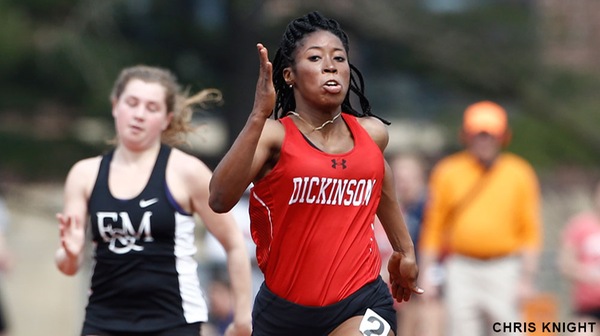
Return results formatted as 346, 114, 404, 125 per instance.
249, 113, 384, 306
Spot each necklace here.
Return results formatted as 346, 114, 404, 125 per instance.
287, 111, 342, 132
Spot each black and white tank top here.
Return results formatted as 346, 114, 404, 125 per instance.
86, 144, 207, 332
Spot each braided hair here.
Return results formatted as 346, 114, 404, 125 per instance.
272, 11, 389, 124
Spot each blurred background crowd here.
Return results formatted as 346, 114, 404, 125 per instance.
0, 0, 599, 335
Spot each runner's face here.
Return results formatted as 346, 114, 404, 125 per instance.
284, 30, 350, 113
112, 79, 172, 149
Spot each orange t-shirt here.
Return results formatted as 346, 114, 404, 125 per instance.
420, 151, 541, 259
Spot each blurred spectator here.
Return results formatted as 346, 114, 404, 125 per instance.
375, 152, 444, 336
202, 276, 235, 336
419, 101, 543, 336
200, 188, 263, 302
0, 197, 13, 336
558, 178, 600, 335
199, 188, 263, 336
392, 153, 428, 253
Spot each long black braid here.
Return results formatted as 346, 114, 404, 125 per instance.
272, 11, 390, 125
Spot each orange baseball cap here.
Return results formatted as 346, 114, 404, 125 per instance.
462, 101, 508, 137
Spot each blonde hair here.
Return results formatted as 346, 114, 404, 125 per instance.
110, 65, 222, 146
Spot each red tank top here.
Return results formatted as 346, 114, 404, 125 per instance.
249, 113, 384, 306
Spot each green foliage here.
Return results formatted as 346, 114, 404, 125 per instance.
0, 132, 100, 182
0, 4, 33, 73
511, 114, 599, 168
0, 1, 598, 180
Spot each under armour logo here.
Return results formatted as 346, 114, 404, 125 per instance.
331, 159, 347, 169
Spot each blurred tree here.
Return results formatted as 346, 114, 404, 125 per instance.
0, 0, 599, 181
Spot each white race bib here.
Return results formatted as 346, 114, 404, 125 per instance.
359, 308, 391, 336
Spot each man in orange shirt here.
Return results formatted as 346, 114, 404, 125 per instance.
419, 101, 542, 336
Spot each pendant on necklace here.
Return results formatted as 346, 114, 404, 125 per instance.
287, 111, 342, 132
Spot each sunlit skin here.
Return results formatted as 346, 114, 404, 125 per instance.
283, 30, 350, 128
111, 79, 173, 152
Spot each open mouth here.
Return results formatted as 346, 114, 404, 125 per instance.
323, 80, 342, 94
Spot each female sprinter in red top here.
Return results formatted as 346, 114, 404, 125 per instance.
210, 11, 422, 336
